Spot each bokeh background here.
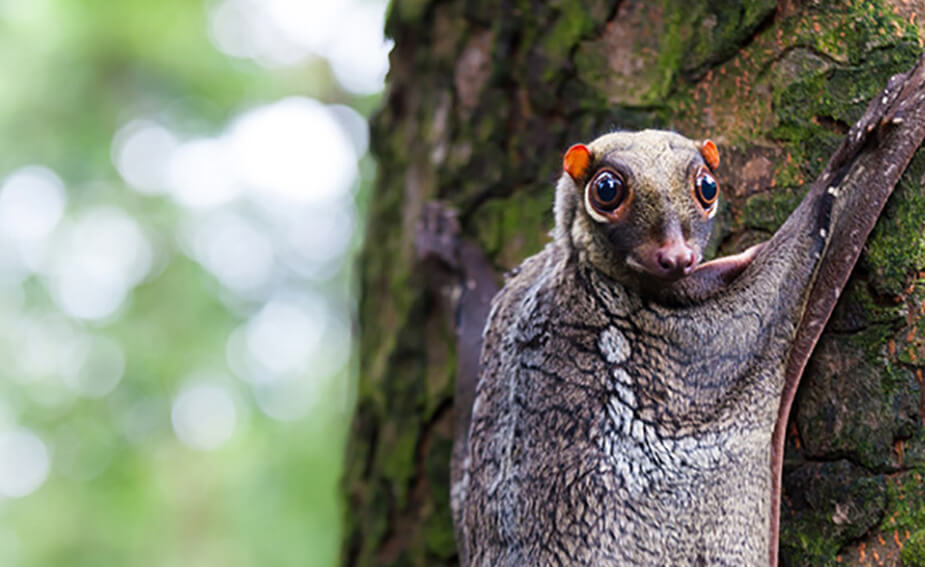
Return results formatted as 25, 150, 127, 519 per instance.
0, 1, 389, 565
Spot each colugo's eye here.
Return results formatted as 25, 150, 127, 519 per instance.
589, 170, 627, 212
695, 169, 719, 210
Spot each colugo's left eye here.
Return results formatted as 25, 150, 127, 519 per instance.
695, 169, 719, 210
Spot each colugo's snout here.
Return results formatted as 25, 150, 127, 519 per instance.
655, 238, 696, 278
631, 237, 699, 281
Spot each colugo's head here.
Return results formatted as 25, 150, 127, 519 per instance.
553, 130, 720, 286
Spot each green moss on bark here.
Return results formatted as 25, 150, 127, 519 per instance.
780, 461, 887, 566
675, 0, 777, 76
886, 472, 925, 533
541, 2, 597, 78
865, 150, 925, 296
905, 530, 925, 567
469, 190, 555, 270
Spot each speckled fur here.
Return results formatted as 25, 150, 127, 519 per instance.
452, 130, 831, 566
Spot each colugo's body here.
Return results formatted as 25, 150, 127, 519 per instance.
452, 131, 809, 565
446, 104, 925, 565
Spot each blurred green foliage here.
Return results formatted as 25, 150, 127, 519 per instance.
0, 1, 378, 565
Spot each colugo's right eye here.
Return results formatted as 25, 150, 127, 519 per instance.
589, 170, 627, 213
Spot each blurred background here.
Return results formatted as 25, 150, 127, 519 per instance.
0, 0, 389, 565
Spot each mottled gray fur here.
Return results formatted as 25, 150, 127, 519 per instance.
452, 130, 831, 566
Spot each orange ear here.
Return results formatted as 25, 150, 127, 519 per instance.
700, 139, 720, 170
563, 144, 592, 181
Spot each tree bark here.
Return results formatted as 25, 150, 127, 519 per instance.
346, 1, 925, 565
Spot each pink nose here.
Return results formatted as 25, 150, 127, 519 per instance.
654, 241, 695, 277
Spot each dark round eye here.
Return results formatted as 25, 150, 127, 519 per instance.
589, 170, 627, 212
695, 170, 719, 209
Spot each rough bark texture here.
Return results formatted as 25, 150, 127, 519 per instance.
347, 1, 925, 566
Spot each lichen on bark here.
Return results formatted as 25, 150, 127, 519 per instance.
348, 1, 925, 565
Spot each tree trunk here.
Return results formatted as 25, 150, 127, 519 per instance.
346, 1, 925, 565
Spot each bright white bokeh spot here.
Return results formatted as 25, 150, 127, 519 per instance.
50, 255, 128, 320
326, 2, 392, 94
227, 295, 351, 415
328, 104, 370, 157
313, 309, 352, 378
209, 0, 307, 67
262, 0, 342, 52
228, 97, 357, 204
207, 0, 251, 59
171, 383, 237, 451
0, 429, 50, 498
46, 208, 153, 320
61, 335, 125, 398
0, 166, 67, 241
209, 0, 341, 66
113, 120, 178, 194
287, 203, 354, 267
167, 138, 242, 209
245, 296, 324, 375
0, 235, 30, 283
207, 0, 390, 93
118, 100, 359, 212
14, 236, 54, 275
187, 210, 274, 293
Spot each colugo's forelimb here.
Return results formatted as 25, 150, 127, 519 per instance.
767, 54, 925, 567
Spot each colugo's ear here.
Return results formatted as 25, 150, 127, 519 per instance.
563, 144, 592, 181
700, 139, 720, 170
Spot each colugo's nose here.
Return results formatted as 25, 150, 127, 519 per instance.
654, 240, 695, 277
